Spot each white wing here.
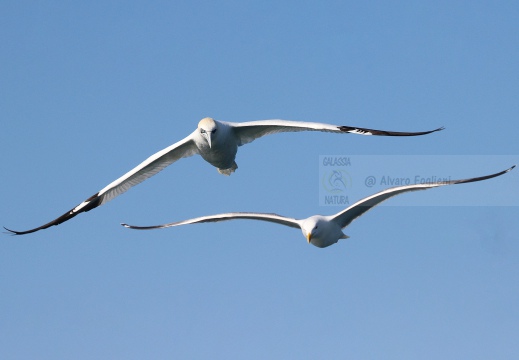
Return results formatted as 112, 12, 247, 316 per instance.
5, 133, 199, 235
228, 119, 444, 146
122, 212, 302, 230
331, 166, 515, 229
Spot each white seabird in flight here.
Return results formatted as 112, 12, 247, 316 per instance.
122, 166, 515, 248
5, 117, 443, 235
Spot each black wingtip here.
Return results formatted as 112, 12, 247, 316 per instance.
338, 125, 446, 136
3, 226, 34, 236
496, 165, 515, 175
121, 223, 148, 230
3, 226, 18, 236
419, 126, 445, 135
3, 193, 103, 236
453, 165, 516, 185
120, 222, 161, 230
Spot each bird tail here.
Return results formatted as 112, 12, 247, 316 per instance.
217, 162, 238, 176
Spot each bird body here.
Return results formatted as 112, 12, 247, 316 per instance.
5, 117, 443, 235
194, 119, 238, 174
301, 215, 349, 248
122, 166, 515, 248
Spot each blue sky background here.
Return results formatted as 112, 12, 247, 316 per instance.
1, 1, 518, 359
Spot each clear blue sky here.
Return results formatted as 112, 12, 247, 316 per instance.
1, 1, 518, 359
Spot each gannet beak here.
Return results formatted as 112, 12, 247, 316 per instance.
205, 133, 212, 148
306, 233, 312, 243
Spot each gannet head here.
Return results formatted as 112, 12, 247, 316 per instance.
198, 117, 218, 148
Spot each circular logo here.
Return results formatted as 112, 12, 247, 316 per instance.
321, 169, 352, 194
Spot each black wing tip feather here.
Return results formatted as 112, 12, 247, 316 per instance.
452, 165, 515, 185
3, 226, 24, 236
121, 222, 163, 230
338, 125, 445, 136
3, 193, 103, 236
3, 225, 50, 236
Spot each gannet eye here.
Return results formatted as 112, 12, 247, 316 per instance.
200, 129, 206, 134
212, 129, 217, 134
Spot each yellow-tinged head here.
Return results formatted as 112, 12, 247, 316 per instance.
198, 117, 216, 129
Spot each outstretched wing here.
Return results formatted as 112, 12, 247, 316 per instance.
331, 166, 515, 229
5, 134, 199, 235
122, 212, 301, 230
228, 119, 444, 146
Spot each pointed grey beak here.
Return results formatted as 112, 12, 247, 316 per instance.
204, 133, 212, 148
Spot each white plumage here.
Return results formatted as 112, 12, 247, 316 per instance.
122, 166, 515, 248
5, 117, 442, 235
